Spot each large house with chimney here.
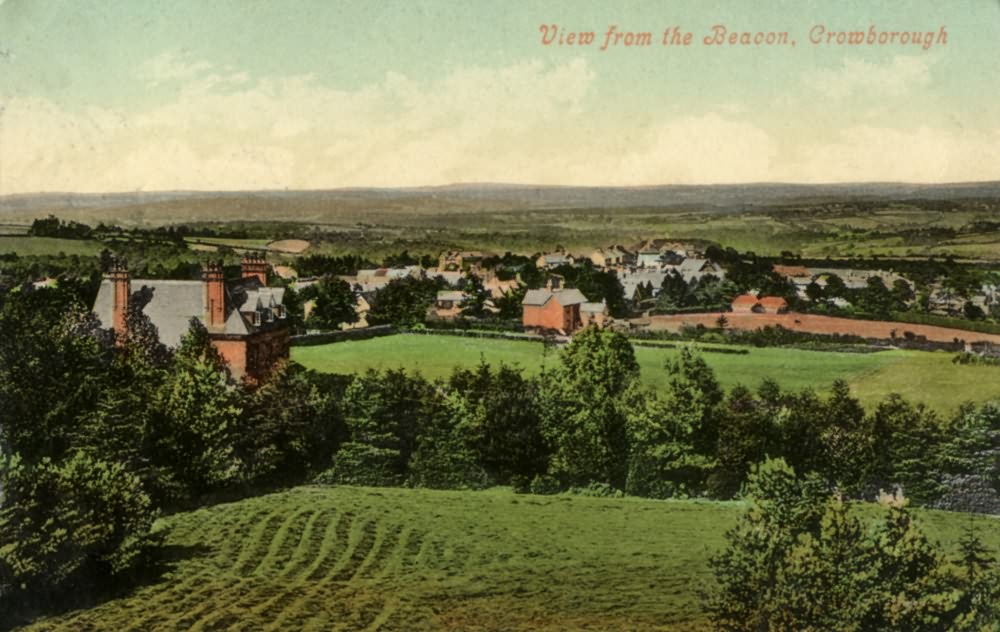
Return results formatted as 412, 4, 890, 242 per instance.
93, 254, 290, 381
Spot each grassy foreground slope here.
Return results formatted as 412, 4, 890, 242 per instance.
24, 486, 1000, 632
291, 335, 1000, 413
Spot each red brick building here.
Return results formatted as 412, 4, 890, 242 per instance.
93, 255, 290, 381
522, 288, 588, 335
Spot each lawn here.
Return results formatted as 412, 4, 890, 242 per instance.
0, 236, 105, 256
292, 334, 1000, 413
19, 485, 1000, 631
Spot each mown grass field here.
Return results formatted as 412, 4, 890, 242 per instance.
21, 485, 1000, 632
292, 334, 1000, 413
0, 236, 105, 256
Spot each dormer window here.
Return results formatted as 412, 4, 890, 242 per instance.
274, 305, 285, 319
250, 311, 261, 326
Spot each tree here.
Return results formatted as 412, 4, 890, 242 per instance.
236, 363, 342, 486
538, 328, 639, 488
146, 322, 243, 502
367, 276, 441, 326
319, 370, 435, 486
707, 458, 998, 631
0, 285, 112, 463
448, 362, 548, 485
819, 379, 871, 495
0, 452, 156, 607
303, 276, 358, 330
664, 346, 724, 457
869, 394, 947, 505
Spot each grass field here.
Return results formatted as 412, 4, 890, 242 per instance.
291, 334, 1000, 413
0, 236, 105, 256
21, 485, 1000, 631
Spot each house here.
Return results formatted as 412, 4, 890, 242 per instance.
636, 250, 665, 268
426, 268, 465, 287
731, 294, 760, 314
483, 277, 521, 300
536, 252, 576, 269
677, 258, 724, 283
580, 300, 609, 328
92, 254, 289, 382
588, 246, 632, 269
618, 269, 668, 304
521, 287, 588, 335
438, 250, 496, 271
434, 290, 468, 319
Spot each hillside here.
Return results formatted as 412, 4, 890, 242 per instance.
16, 485, 1000, 632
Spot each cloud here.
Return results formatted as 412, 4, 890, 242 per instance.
0, 54, 994, 193
806, 55, 934, 100
783, 125, 1000, 183
137, 51, 216, 87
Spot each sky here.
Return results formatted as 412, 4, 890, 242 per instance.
1, 0, 998, 193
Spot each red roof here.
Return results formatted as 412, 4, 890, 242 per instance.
732, 294, 760, 306
759, 296, 789, 307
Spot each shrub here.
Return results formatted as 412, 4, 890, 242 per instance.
313, 442, 403, 487
0, 452, 157, 605
529, 474, 562, 495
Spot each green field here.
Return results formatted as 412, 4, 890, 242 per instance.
0, 236, 105, 256
292, 334, 1000, 413
22, 485, 1000, 631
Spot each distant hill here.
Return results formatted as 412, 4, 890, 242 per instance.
2, 181, 999, 226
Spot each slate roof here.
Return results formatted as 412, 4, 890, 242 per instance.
93, 276, 286, 348
522, 288, 587, 308
581, 301, 607, 313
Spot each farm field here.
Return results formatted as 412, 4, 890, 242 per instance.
290, 334, 1000, 413
0, 236, 105, 256
19, 485, 1000, 632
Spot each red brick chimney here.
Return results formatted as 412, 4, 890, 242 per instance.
203, 261, 226, 328
108, 260, 130, 338
241, 253, 268, 286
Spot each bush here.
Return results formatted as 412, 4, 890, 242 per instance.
313, 442, 403, 487
565, 482, 624, 498
0, 452, 157, 605
529, 474, 562, 495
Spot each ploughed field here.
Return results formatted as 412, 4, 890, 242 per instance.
23, 486, 1000, 632
292, 334, 1000, 414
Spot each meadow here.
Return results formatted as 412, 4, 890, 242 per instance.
21, 485, 1000, 632
291, 334, 1000, 413
0, 236, 105, 257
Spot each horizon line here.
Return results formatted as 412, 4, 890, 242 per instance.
3, 179, 1000, 199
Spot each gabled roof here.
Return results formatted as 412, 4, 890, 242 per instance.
581, 301, 607, 314
759, 296, 789, 308
678, 258, 714, 273
521, 288, 587, 308
732, 294, 760, 306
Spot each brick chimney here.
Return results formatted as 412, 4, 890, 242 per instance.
203, 261, 226, 328
241, 253, 268, 286
108, 259, 130, 337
